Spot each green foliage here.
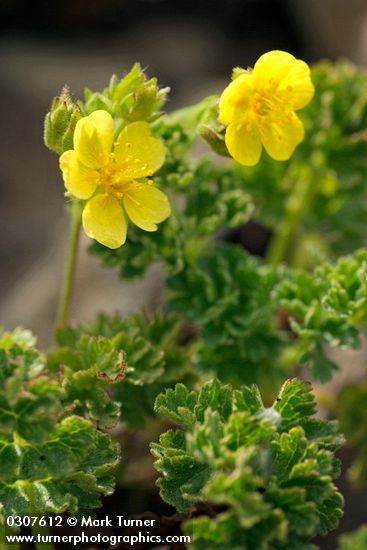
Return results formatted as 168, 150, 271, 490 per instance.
275, 249, 367, 381
152, 378, 343, 549
0, 329, 119, 520
321, 249, 367, 326
168, 243, 286, 387
90, 312, 195, 429
91, 239, 367, 398
48, 330, 125, 429
52, 312, 195, 429
339, 525, 367, 550
91, 243, 367, 399
182, 162, 253, 234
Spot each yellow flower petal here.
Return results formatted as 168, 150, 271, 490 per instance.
114, 121, 165, 178
253, 50, 297, 88
59, 150, 99, 199
82, 193, 127, 249
260, 111, 305, 161
74, 110, 114, 169
225, 122, 262, 166
219, 73, 253, 125
277, 59, 314, 110
219, 51, 312, 165
123, 183, 171, 232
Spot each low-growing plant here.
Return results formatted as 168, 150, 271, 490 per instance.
152, 378, 344, 549
1, 52, 367, 549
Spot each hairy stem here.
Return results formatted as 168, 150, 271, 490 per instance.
32, 522, 53, 550
266, 170, 314, 266
0, 521, 19, 550
55, 202, 82, 330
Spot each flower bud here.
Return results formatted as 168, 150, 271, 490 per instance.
199, 123, 229, 157
110, 64, 169, 122
44, 86, 81, 154
198, 102, 230, 157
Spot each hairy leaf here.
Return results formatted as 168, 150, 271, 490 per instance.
152, 378, 343, 548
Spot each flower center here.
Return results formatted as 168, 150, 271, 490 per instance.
98, 151, 147, 198
253, 92, 275, 116
252, 79, 291, 118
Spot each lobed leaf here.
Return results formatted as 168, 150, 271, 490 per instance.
0, 329, 120, 520
152, 378, 344, 548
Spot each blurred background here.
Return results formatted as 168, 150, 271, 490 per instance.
1, 2, 367, 546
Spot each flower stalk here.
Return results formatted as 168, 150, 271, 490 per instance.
55, 201, 82, 330
0, 522, 18, 550
32, 522, 53, 550
266, 167, 315, 266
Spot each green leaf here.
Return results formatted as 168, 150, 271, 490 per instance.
0, 329, 120, 519
317, 489, 344, 535
168, 243, 287, 387
151, 435, 211, 512
234, 384, 264, 415
153, 378, 344, 548
274, 379, 315, 431
271, 428, 308, 482
274, 249, 367, 382
0, 416, 119, 517
225, 412, 276, 451
48, 332, 124, 429
50, 333, 126, 382
154, 384, 197, 429
195, 379, 233, 423
54, 312, 195, 429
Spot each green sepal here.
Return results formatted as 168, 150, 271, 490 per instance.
83, 63, 169, 122
44, 86, 81, 154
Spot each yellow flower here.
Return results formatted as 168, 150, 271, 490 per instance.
59, 110, 170, 249
219, 50, 314, 166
